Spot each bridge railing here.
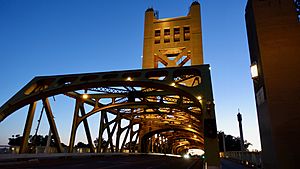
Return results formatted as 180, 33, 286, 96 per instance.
221, 151, 261, 168
0, 146, 138, 154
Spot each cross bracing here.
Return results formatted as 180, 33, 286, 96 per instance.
0, 65, 216, 155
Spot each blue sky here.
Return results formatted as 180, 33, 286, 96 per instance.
0, 0, 261, 151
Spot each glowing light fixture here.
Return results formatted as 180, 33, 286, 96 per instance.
170, 82, 176, 86
183, 154, 190, 159
126, 77, 132, 81
197, 96, 202, 100
188, 124, 192, 128
250, 62, 259, 79
193, 135, 197, 138
82, 94, 89, 99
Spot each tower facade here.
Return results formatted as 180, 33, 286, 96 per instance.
141, 2, 220, 168
143, 1, 203, 69
246, 1, 300, 168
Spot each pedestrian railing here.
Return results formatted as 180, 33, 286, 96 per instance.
222, 151, 261, 168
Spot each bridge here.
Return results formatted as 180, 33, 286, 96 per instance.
0, 1, 246, 169
0, 65, 219, 164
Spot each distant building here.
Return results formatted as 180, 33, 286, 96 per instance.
245, 1, 300, 169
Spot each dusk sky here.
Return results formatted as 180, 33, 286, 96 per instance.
0, 0, 261, 151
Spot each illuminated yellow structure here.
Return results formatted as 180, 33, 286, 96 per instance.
0, 1, 219, 169
141, 2, 220, 168
143, 1, 203, 69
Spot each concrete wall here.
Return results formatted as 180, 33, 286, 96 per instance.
246, 1, 300, 168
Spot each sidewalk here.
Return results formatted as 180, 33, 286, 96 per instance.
221, 159, 256, 169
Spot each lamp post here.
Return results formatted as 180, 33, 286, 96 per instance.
237, 110, 245, 152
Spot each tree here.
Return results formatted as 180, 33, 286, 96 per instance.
218, 131, 252, 151
93, 137, 108, 148
30, 135, 55, 146
75, 142, 89, 148
8, 134, 22, 146
8, 134, 65, 147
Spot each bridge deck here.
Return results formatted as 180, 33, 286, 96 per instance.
0, 153, 201, 169
0, 153, 254, 169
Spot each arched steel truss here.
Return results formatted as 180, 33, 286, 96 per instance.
0, 65, 218, 155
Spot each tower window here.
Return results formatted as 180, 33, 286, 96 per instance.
164, 29, 170, 43
184, 26, 190, 41
154, 29, 160, 44
164, 29, 170, 36
155, 30, 160, 37
295, 0, 300, 22
174, 27, 180, 42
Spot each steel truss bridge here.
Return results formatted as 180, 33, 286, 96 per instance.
0, 65, 219, 164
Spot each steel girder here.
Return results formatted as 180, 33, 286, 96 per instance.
0, 65, 216, 154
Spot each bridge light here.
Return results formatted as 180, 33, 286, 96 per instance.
184, 154, 190, 159
82, 94, 89, 99
126, 77, 132, 81
250, 62, 259, 79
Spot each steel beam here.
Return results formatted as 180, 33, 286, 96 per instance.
79, 103, 95, 153
97, 111, 105, 153
19, 102, 37, 154
120, 122, 131, 152
43, 98, 63, 153
115, 112, 121, 152
68, 99, 80, 153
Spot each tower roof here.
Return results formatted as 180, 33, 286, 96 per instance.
146, 7, 154, 12
191, 1, 200, 6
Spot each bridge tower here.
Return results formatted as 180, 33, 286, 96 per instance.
143, 1, 203, 69
141, 2, 220, 168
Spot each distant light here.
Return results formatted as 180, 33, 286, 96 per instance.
250, 63, 259, 79
193, 135, 197, 138
197, 96, 202, 100
188, 125, 192, 128
170, 82, 176, 87
126, 77, 132, 81
183, 154, 190, 159
82, 94, 89, 99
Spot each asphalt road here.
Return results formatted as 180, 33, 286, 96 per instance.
0, 155, 203, 169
